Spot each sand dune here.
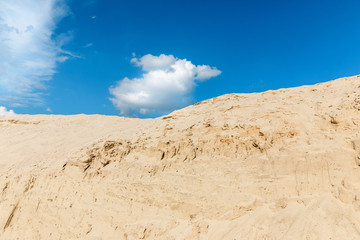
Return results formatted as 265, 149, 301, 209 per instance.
1, 75, 360, 239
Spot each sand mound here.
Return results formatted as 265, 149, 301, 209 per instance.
1, 75, 360, 239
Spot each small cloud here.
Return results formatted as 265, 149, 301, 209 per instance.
0, 106, 16, 117
109, 54, 221, 116
83, 43, 93, 48
91, 15, 97, 19
57, 56, 70, 63
60, 49, 82, 59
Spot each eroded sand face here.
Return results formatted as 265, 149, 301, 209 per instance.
1, 76, 360, 239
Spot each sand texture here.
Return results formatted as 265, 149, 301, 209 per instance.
2, 75, 360, 239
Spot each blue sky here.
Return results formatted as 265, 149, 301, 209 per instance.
1, 0, 360, 117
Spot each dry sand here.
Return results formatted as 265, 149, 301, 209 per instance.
2, 75, 360, 239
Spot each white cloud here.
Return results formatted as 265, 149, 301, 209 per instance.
109, 54, 221, 116
83, 42, 93, 48
0, 106, 16, 117
0, 0, 70, 106
130, 54, 177, 71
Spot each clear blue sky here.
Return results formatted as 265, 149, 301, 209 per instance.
1, 0, 360, 117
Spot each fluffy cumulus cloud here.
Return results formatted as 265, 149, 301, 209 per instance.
0, 0, 70, 106
109, 54, 221, 116
0, 106, 16, 117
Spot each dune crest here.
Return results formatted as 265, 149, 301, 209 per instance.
1, 75, 360, 239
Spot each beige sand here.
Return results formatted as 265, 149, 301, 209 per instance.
1, 75, 360, 239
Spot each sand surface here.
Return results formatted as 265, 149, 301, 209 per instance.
2, 75, 360, 239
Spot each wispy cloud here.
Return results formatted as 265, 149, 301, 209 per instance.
0, 0, 71, 106
0, 106, 16, 117
83, 42, 93, 48
109, 54, 221, 116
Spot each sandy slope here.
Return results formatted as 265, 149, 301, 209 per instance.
1, 75, 360, 239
